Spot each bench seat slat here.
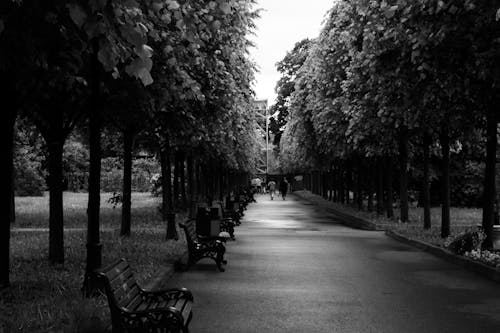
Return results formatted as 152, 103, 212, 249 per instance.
136, 297, 155, 311
124, 292, 143, 311
116, 284, 141, 309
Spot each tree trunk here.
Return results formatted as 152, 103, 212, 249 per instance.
0, 109, 16, 288
346, 163, 352, 205
367, 161, 374, 212
310, 172, 314, 194
121, 128, 134, 237
187, 155, 194, 202
10, 173, 15, 225
161, 142, 177, 240
219, 166, 224, 201
197, 162, 204, 202
204, 164, 211, 201
328, 171, 333, 201
356, 160, 363, 210
178, 151, 186, 207
173, 150, 180, 208
47, 141, 65, 264
332, 165, 338, 202
160, 145, 171, 214
316, 171, 320, 195
339, 164, 345, 204
85, 40, 102, 282
311, 172, 314, 193
323, 171, 328, 199
422, 135, 432, 230
440, 125, 451, 238
399, 129, 409, 223
376, 158, 384, 214
9, 111, 16, 226
482, 111, 497, 249
309, 172, 312, 192
385, 157, 394, 219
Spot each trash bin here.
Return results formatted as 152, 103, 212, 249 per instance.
208, 207, 221, 236
196, 208, 210, 237
210, 219, 221, 237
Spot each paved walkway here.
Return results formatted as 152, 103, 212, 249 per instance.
168, 193, 500, 332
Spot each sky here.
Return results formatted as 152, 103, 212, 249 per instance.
249, 0, 334, 106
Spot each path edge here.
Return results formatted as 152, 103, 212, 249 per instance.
293, 191, 500, 284
386, 230, 500, 284
293, 191, 380, 231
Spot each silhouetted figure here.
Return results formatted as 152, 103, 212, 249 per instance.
268, 180, 276, 200
279, 178, 289, 200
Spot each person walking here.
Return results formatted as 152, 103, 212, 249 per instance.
279, 177, 289, 200
256, 177, 263, 194
267, 179, 276, 200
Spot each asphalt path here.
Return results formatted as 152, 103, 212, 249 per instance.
169, 193, 500, 332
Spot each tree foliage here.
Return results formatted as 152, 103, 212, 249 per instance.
280, 0, 499, 240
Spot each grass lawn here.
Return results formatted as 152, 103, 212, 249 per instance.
14, 192, 163, 228
2, 192, 187, 333
295, 190, 482, 247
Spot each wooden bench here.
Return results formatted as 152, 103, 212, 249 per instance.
179, 220, 227, 272
95, 258, 193, 333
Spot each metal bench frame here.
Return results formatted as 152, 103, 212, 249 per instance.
179, 220, 227, 272
96, 258, 193, 333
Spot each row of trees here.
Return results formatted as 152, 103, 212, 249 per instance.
0, 0, 258, 288
276, 0, 499, 247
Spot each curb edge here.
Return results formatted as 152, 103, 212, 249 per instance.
386, 230, 500, 284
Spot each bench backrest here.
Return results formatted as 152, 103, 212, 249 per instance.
97, 259, 142, 314
180, 220, 198, 251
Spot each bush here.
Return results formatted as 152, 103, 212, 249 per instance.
101, 157, 123, 192
445, 229, 485, 255
465, 249, 500, 268
64, 139, 89, 192
150, 173, 162, 197
14, 149, 46, 196
100, 157, 160, 193
450, 161, 483, 207
14, 123, 46, 196
133, 157, 160, 192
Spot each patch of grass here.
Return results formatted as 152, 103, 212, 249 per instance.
14, 192, 162, 228
390, 224, 474, 247
3, 193, 188, 332
295, 190, 482, 246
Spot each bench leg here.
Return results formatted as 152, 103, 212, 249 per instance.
216, 245, 226, 272
216, 261, 225, 272
228, 226, 235, 240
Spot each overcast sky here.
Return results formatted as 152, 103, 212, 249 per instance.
249, 0, 333, 105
